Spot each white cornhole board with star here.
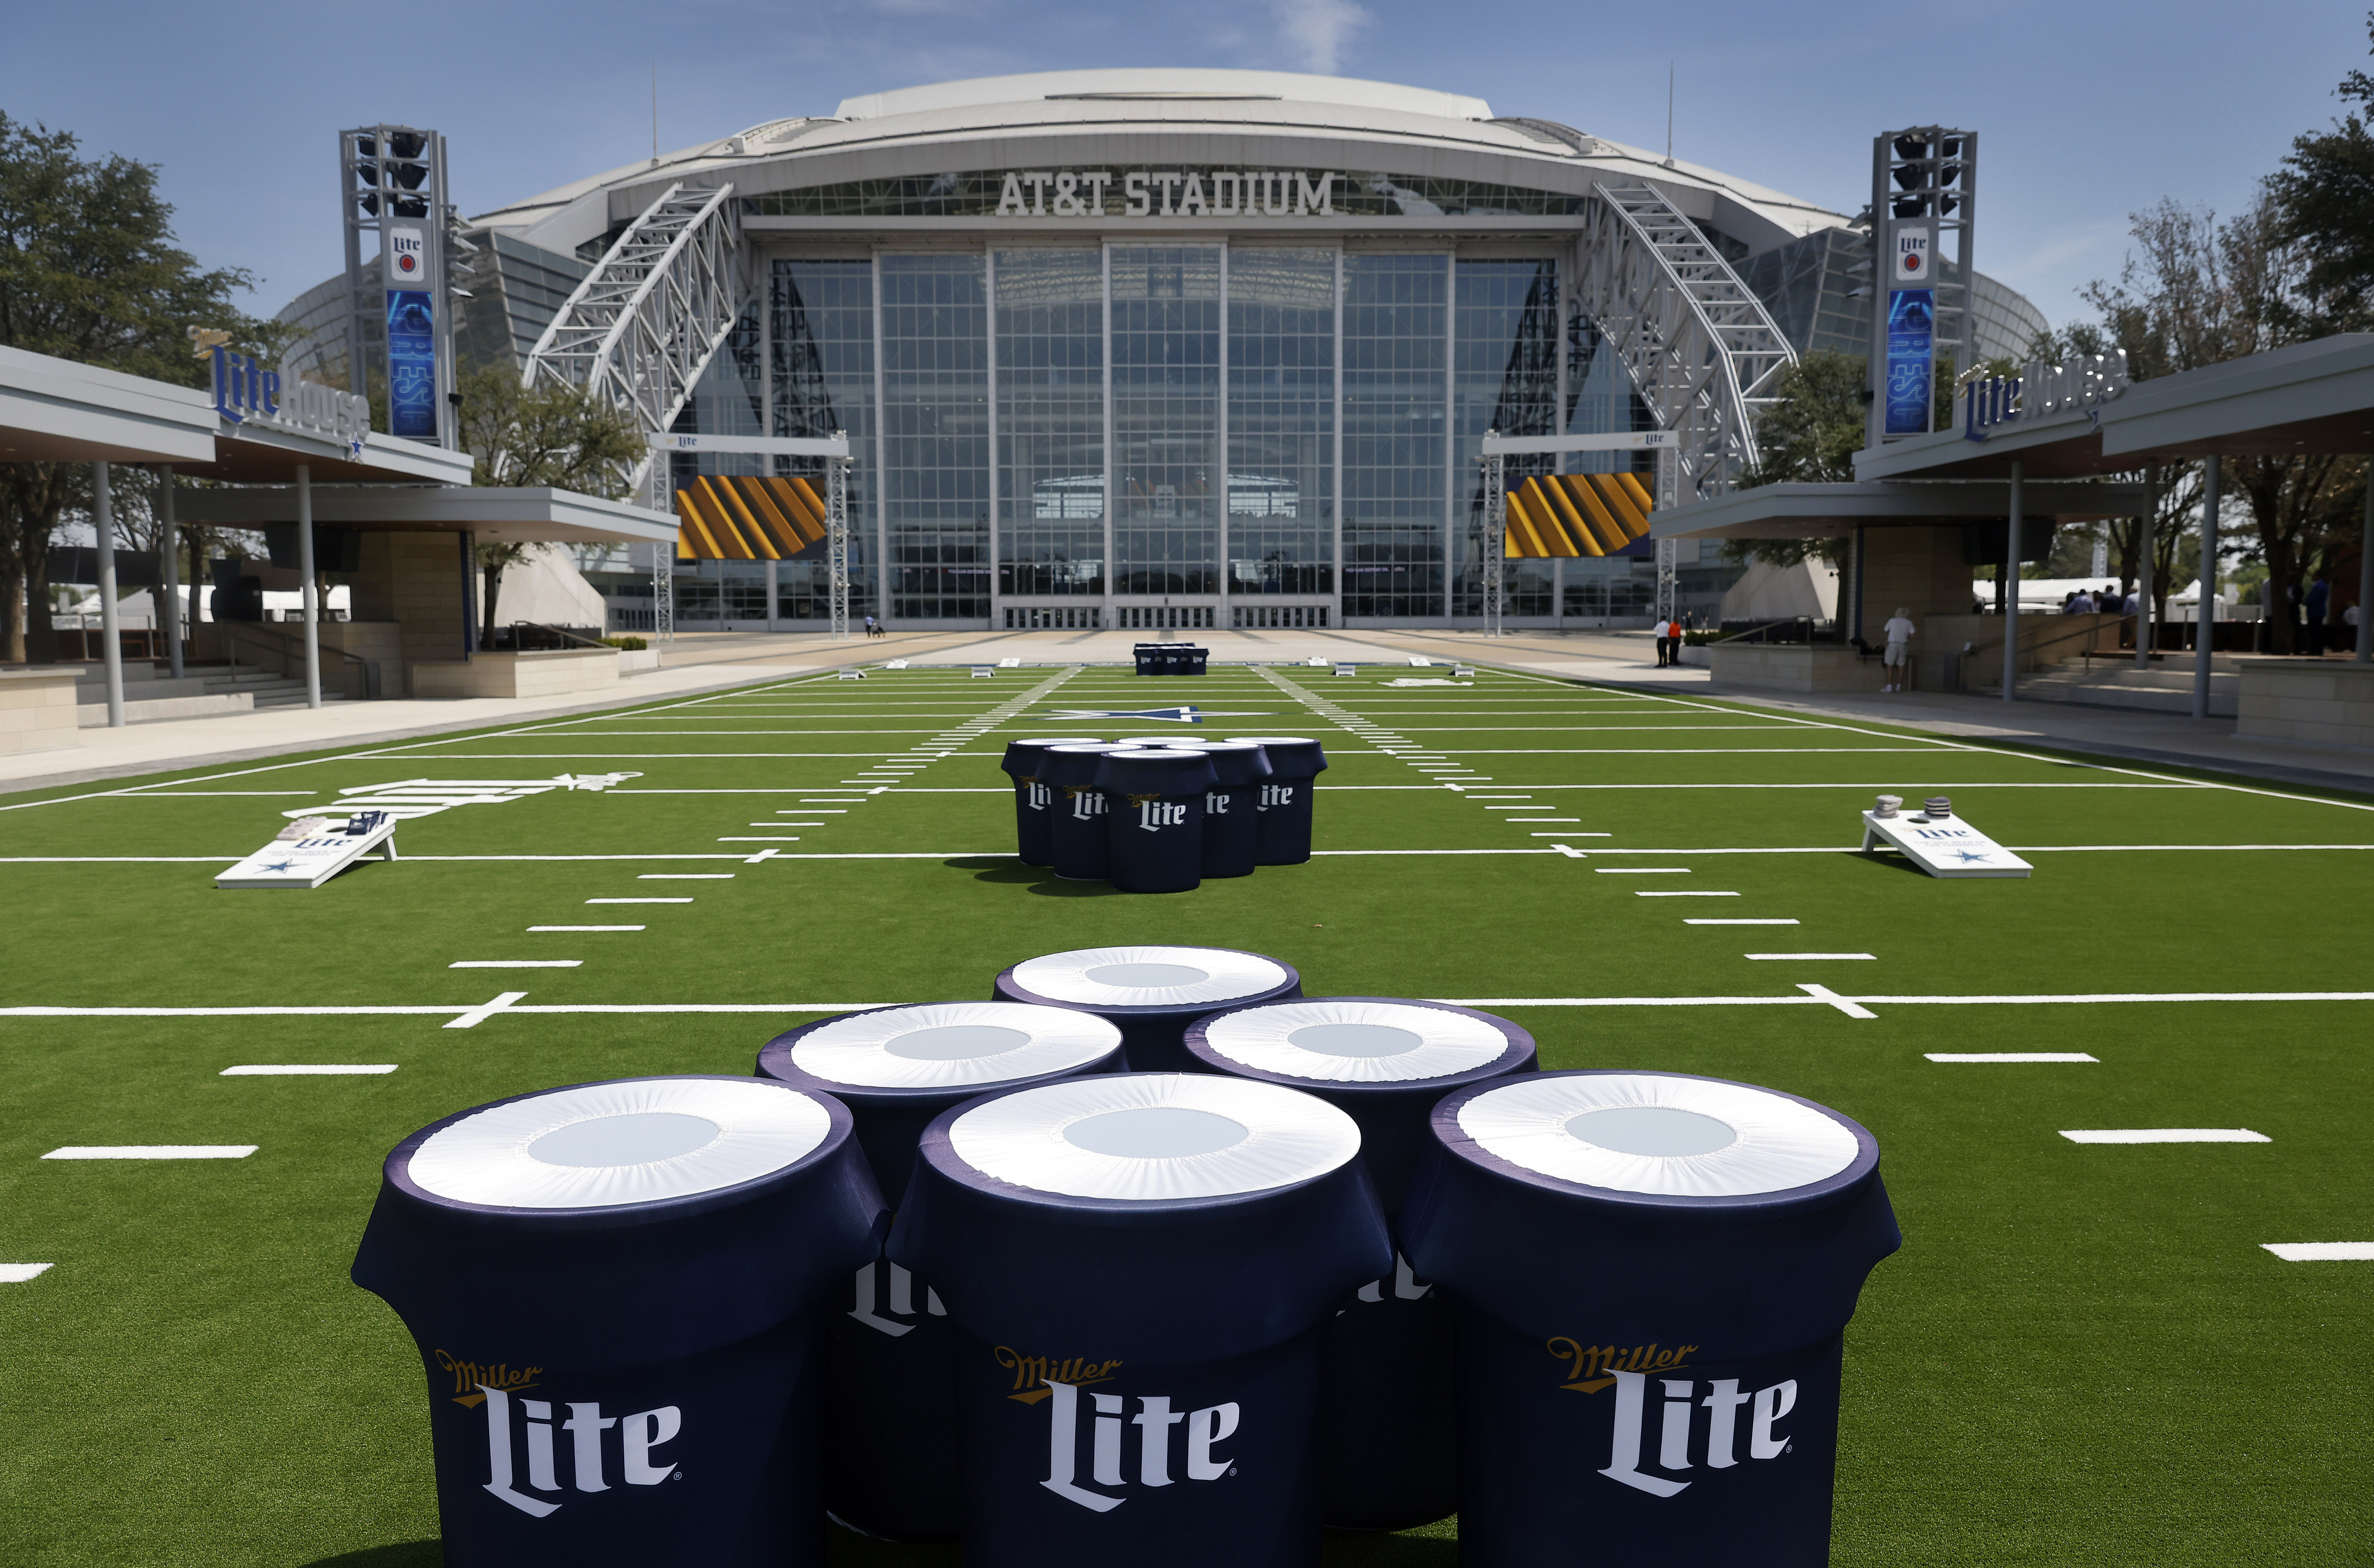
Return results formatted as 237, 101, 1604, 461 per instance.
217, 819, 400, 890
1860, 809, 2031, 878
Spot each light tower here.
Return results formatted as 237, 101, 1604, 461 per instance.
338, 125, 465, 448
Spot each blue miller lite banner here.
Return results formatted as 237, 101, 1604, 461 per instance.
383, 224, 438, 441
1883, 225, 1934, 437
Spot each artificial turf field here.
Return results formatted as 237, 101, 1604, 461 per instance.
1, 659, 2369, 1567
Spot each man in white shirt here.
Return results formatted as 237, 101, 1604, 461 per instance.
1881, 607, 1917, 692
1651, 616, 1672, 667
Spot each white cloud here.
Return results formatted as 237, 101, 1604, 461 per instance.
1272, 0, 1368, 74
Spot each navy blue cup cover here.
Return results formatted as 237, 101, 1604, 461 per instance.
1400, 1070, 1901, 1358
352, 1075, 886, 1369
890, 1073, 1392, 1366
1182, 997, 1535, 1213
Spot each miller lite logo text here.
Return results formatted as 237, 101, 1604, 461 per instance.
850, 1260, 946, 1337
1031, 1377, 1241, 1514
458, 1372, 682, 1518
1062, 785, 1106, 821
1024, 778, 1051, 811
1204, 790, 1230, 815
386, 226, 427, 282
1125, 792, 1187, 833
1257, 783, 1295, 810
1548, 1337, 1795, 1498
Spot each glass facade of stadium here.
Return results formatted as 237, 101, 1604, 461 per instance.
305, 72, 2051, 633
650, 225, 1662, 633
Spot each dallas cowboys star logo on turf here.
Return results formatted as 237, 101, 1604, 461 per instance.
1039, 706, 1271, 724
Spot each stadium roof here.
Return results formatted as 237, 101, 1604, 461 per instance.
469, 68, 1853, 259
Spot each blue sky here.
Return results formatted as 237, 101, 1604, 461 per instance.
1, 0, 2362, 330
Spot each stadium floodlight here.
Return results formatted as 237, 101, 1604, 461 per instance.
1867, 125, 1977, 447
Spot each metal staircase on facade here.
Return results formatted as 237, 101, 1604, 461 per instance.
523, 181, 743, 503
1577, 180, 1797, 499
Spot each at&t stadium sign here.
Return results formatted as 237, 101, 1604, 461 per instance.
995, 170, 1341, 218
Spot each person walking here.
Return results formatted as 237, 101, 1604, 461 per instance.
2305, 571, 2332, 656
1881, 606, 1917, 692
1651, 615, 1672, 667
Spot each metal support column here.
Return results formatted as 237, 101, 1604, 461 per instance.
92, 461, 124, 727
2194, 454, 2220, 719
2357, 467, 2372, 663
2135, 466, 2158, 668
1850, 525, 1866, 643
158, 466, 183, 679
653, 542, 673, 644
827, 431, 851, 639
297, 464, 321, 709
458, 530, 476, 660
1480, 436, 1505, 638
1655, 445, 1679, 623
2001, 459, 2023, 702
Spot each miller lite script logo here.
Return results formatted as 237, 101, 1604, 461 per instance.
1124, 793, 1188, 833
1257, 783, 1296, 811
850, 1260, 946, 1337
1062, 785, 1108, 822
1204, 789, 1229, 816
207, 345, 372, 454
995, 1349, 1241, 1514
1548, 1338, 1797, 1498
385, 225, 427, 284
436, 1350, 681, 1519
1023, 778, 1052, 812
1894, 226, 1931, 283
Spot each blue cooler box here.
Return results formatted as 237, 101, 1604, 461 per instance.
1399, 1071, 1901, 1568
1094, 747, 1218, 894
1036, 744, 1123, 881
350, 1076, 884, 1567
1002, 738, 1098, 867
1222, 736, 1327, 865
889, 1073, 1392, 1568
993, 945, 1301, 1073
756, 1002, 1127, 1541
1183, 998, 1535, 1530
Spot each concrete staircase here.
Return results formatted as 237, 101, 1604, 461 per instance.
72, 665, 344, 726
1976, 653, 2238, 717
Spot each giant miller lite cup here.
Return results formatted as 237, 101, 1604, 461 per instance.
756, 1004, 1127, 1541
350, 1077, 884, 1567
888, 1073, 1392, 1568
1223, 736, 1326, 865
1399, 1071, 1900, 1568
1002, 738, 1096, 867
1171, 741, 1271, 878
1183, 999, 1535, 1531
994, 945, 1300, 1073
1037, 743, 1122, 881
1094, 747, 1218, 894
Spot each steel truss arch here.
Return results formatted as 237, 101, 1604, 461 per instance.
1578, 180, 1796, 499
523, 181, 744, 502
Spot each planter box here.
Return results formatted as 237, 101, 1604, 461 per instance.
618, 648, 660, 673
409, 648, 621, 700
2235, 658, 2374, 750
0, 669, 85, 755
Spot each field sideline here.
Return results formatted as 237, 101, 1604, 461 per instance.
0, 661, 2366, 1567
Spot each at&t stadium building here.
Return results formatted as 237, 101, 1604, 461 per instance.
285, 69, 2047, 633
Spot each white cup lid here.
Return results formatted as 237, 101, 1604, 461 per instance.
787, 1002, 1122, 1089
949, 1073, 1360, 1200
1456, 1073, 1860, 1197
1010, 946, 1292, 1008
406, 1079, 834, 1210
1198, 1000, 1516, 1084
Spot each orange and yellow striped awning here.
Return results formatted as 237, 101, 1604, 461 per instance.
673, 475, 832, 561
1502, 473, 1656, 558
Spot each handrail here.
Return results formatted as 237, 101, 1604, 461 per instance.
510, 619, 613, 651
1960, 613, 2121, 688
216, 622, 382, 700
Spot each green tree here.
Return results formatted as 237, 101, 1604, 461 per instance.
454, 363, 645, 649
2268, 11, 2374, 329
0, 112, 274, 661
1729, 350, 1867, 568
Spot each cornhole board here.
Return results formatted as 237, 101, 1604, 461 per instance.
217, 819, 400, 890
1859, 809, 2031, 878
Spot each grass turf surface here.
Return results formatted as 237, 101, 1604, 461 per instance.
1, 663, 2369, 1566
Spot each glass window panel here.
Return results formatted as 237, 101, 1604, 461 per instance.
882, 254, 990, 621
770, 260, 877, 619
996, 249, 1105, 597
1227, 247, 1335, 597
1453, 258, 1560, 614
1111, 245, 1222, 597
1341, 254, 1446, 619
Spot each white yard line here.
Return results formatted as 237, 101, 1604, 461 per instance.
2060, 1129, 2270, 1144
0, 1264, 54, 1282
588, 898, 691, 904
43, 1146, 258, 1159
221, 1064, 398, 1075
1688, 918, 1799, 925
1746, 952, 1876, 961
450, 960, 582, 969
2262, 1243, 2374, 1261
1927, 1053, 2096, 1063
